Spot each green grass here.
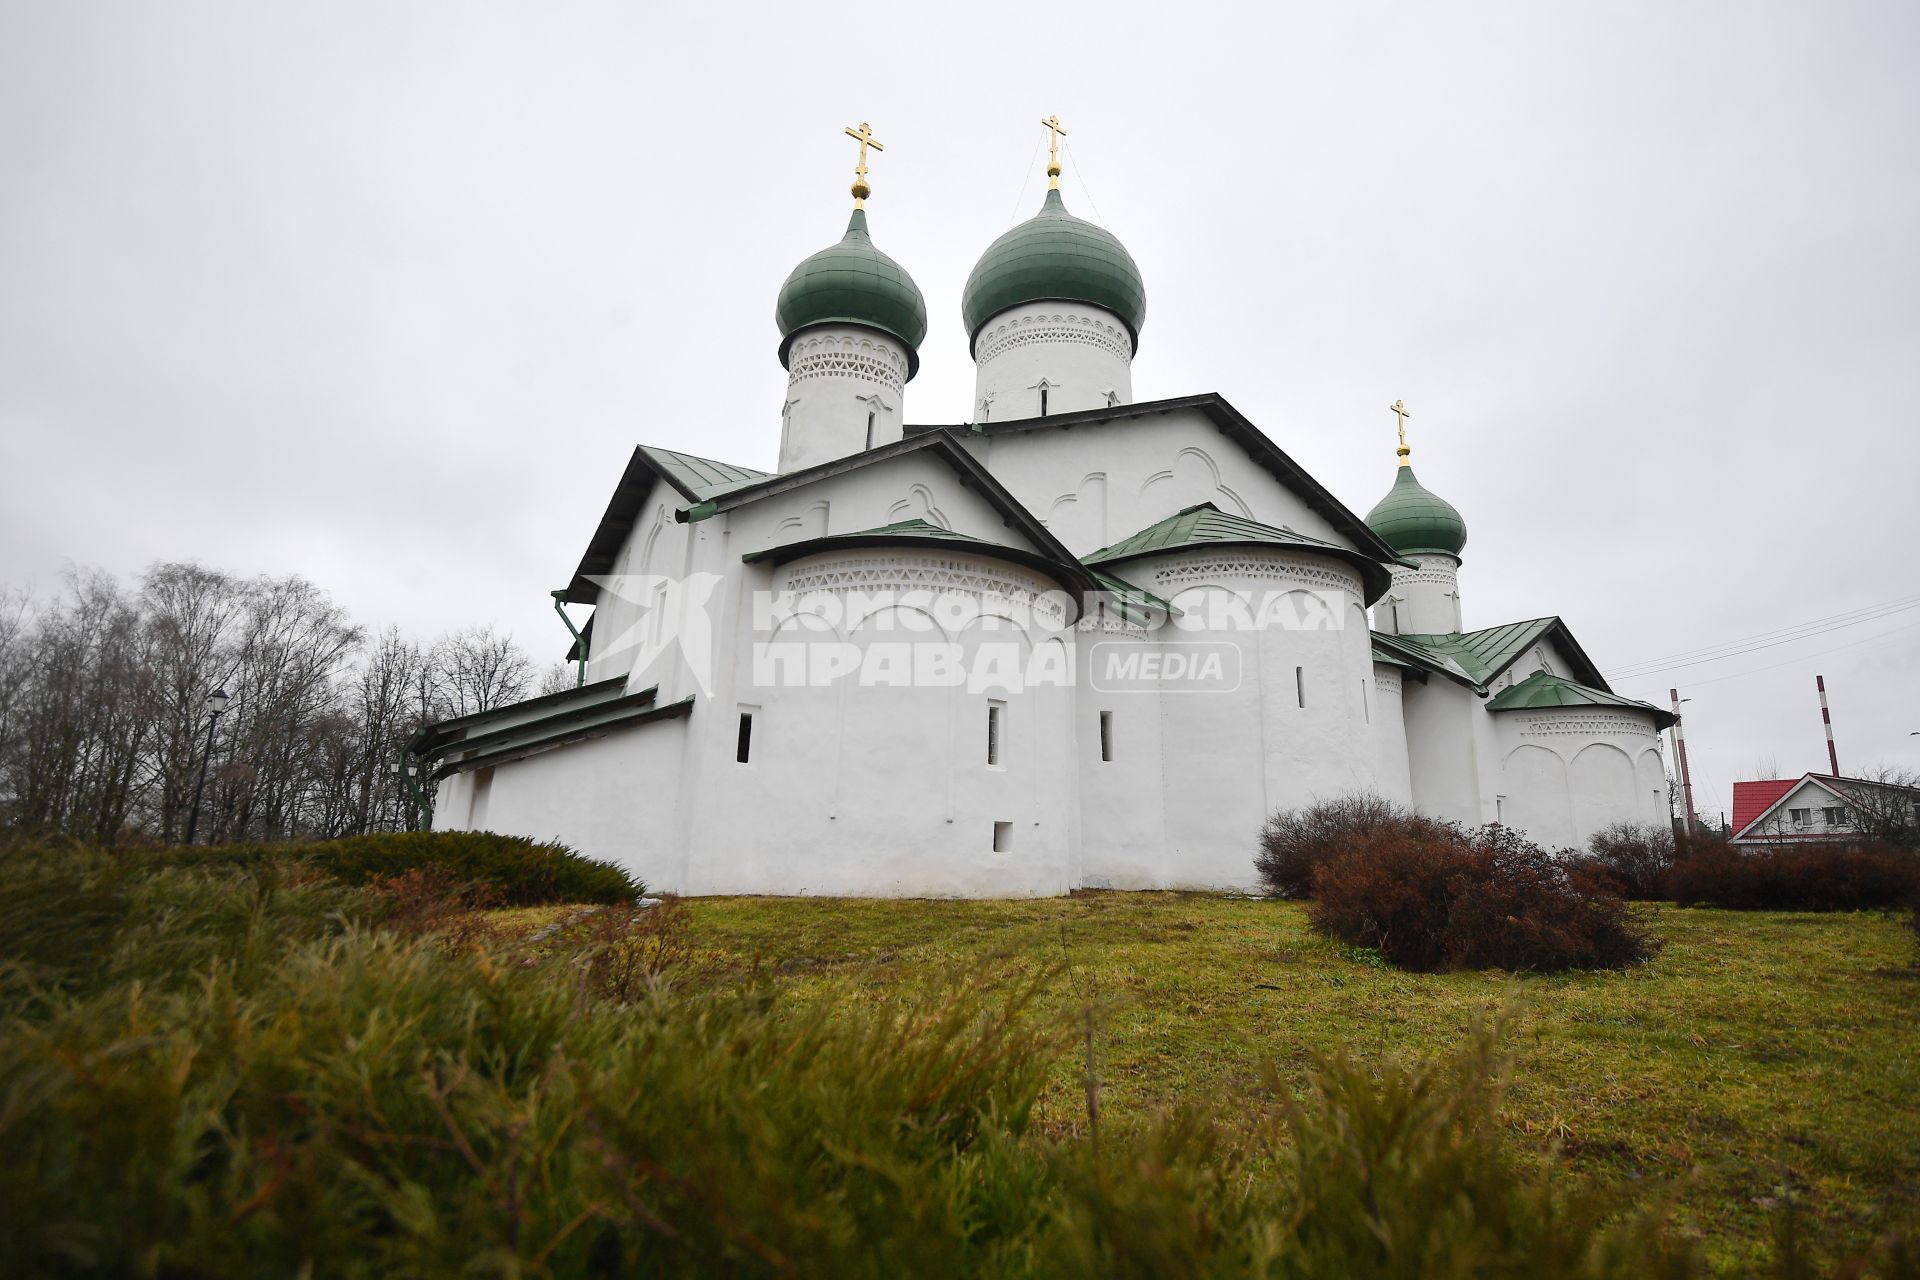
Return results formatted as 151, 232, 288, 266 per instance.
536, 893, 1920, 1275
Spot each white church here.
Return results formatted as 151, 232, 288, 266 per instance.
411, 122, 1675, 897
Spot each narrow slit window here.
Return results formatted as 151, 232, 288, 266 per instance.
864, 409, 876, 450
992, 821, 1013, 853
1361, 679, 1369, 722
1039, 387, 1049, 416
1295, 666, 1305, 708
735, 711, 754, 763
987, 700, 1004, 766
1099, 709, 1113, 762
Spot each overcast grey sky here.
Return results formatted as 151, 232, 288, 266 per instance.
2, 1, 1916, 818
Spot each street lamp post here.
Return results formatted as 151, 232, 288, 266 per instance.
183, 687, 231, 845
401, 755, 434, 830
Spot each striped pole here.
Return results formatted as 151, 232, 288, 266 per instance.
1816, 675, 1840, 776
1670, 688, 1698, 838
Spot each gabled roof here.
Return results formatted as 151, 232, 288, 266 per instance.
906, 393, 1405, 567
563, 445, 774, 603
1485, 670, 1676, 729
741, 517, 1098, 598
1731, 778, 1800, 833
679, 430, 1084, 570
1395, 617, 1610, 690
1084, 502, 1396, 603
638, 445, 774, 501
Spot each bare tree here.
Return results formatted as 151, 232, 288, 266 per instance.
0, 563, 545, 844
433, 625, 531, 717
1837, 767, 1920, 851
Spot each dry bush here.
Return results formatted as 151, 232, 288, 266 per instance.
1255, 794, 1457, 899
572, 899, 696, 1003
1666, 841, 1919, 911
1571, 822, 1677, 900
1309, 823, 1654, 973
361, 864, 503, 948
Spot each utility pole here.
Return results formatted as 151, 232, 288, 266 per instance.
1816, 674, 1840, 776
1670, 688, 1698, 838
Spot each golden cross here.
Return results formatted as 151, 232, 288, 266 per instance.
1390, 399, 1411, 462
845, 121, 883, 207
1041, 114, 1067, 188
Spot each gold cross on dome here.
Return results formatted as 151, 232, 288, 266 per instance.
1041, 114, 1067, 188
1390, 399, 1412, 463
845, 122, 884, 207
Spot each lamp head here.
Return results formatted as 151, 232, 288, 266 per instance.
207, 687, 231, 716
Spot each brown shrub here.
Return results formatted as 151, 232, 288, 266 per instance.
1666, 841, 1919, 911
361, 865, 502, 948
1255, 794, 1456, 899
1309, 824, 1654, 973
1570, 822, 1676, 900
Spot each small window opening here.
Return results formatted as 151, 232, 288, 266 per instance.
735, 711, 754, 763
1099, 710, 1113, 761
864, 409, 876, 451
1295, 666, 1305, 708
1361, 679, 1369, 723
992, 821, 1013, 852
986, 700, 1004, 766
1039, 387, 1049, 416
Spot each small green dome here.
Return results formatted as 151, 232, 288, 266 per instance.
1366, 464, 1468, 558
961, 188, 1146, 349
776, 208, 927, 377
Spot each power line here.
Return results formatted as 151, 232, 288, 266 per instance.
1608, 596, 1920, 679
1609, 594, 1920, 672
1617, 618, 1920, 693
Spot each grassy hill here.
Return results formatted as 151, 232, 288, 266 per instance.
541, 892, 1919, 1275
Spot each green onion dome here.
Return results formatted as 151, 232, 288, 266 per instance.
776, 208, 928, 377
961, 188, 1147, 350
1366, 464, 1469, 558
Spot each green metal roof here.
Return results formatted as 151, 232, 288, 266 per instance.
746, 517, 991, 554
1090, 569, 1176, 626
1084, 502, 1394, 603
635, 445, 774, 501
776, 208, 928, 374
1369, 631, 1477, 683
1365, 463, 1468, 558
961, 188, 1146, 346
741, 517, 1097, 600
1386, 617, 1610, 692
1486, 670, 1677, 730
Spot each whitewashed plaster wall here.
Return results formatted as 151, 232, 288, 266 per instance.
964, 409, 1351, 556
1401, 677, 1488, 827
1374, 554, 1463, 635
1075, 620, 1168, 889
431, 721, 689, 891
779, 324, 911, 472
678, 546, 1078, 896
1490, 708, 1667, 849
1371, 663, 1414, 806
1123, 546, 1381, 890
971, 301, 1133, 421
